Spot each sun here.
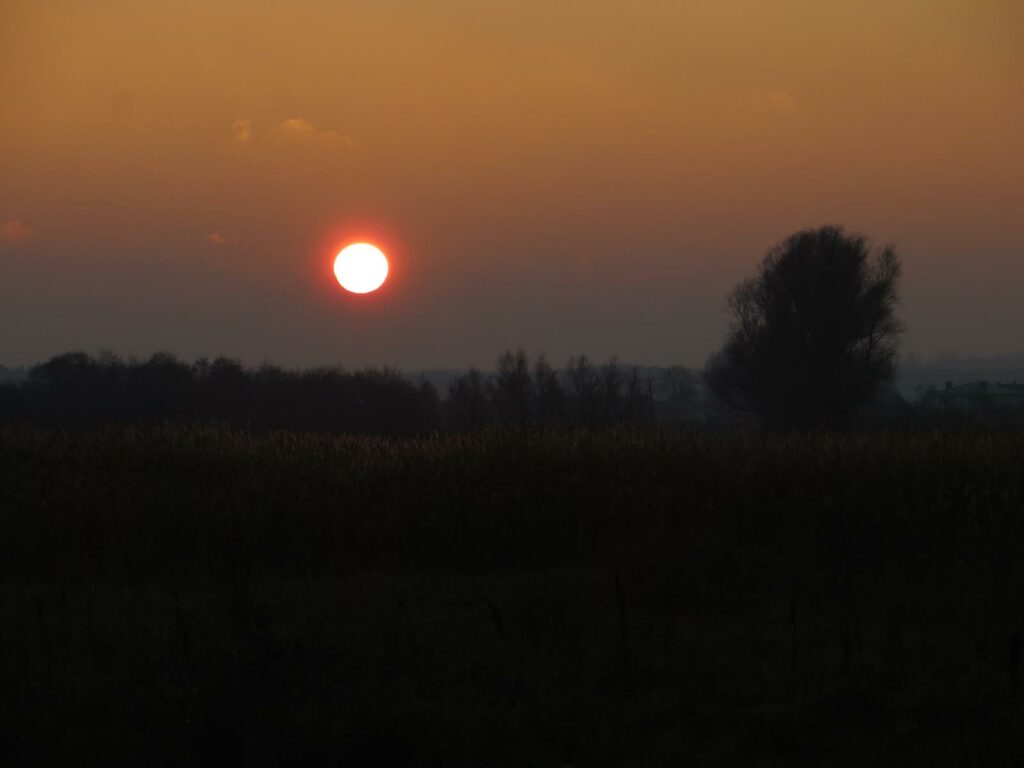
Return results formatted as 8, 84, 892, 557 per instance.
333, 243, 389, 294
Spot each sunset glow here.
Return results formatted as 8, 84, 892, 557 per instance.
333, 243, 389, 294
1, 1, 1022, 367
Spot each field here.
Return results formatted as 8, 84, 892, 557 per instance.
2, 424, 1024, 765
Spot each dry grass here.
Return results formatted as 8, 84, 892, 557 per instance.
2, 424, 1024, 765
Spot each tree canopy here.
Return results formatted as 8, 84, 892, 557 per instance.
706, 226, 903, 428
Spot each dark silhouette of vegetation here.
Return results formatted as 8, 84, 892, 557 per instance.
444, 367, 493, 431
3, 425, 1024, 764
532, 354, 566, 424
706, 226, 904, 428
0, 349, 691, 434
5, 343, 1020, 434
565, 354, 602, 424
492, 348, 533, 424
656, 365, 702, 422
3, 226, 1023, 766
444, 351, 661, 430
0, 352, 440, 434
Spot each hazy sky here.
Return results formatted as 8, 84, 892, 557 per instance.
2, 0, 1022, 369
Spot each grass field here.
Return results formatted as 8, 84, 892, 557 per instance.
2, 424, 1024, 765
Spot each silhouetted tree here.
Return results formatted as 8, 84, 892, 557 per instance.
622, 365, 655, 423
706, 226, 903, 428
493, 349, 532, 424
1, 352, 439, 434
446, 368, 493, 431
566, 355, 600, 425
598, 357, 625, 422
657, 366, 700, 423
532, 354, 566, 424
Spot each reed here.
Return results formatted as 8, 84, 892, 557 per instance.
2, 424, 1024, 764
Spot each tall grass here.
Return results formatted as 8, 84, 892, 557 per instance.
2, 424, 1024, 764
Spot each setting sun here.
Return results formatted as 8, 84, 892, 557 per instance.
333, 243, 389, 294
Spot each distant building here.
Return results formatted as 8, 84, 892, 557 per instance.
940, 380, 1024, 409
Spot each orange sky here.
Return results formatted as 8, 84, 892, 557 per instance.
2, 0, 1022, 369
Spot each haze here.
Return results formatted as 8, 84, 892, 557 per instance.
2, 0, 1021, 369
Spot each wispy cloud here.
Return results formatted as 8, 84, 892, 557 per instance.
278, 117, 355, 147
207, 232, 238, 246
1, 219, 33, 243
233, 119, 252, 143
279, 117, 316, 136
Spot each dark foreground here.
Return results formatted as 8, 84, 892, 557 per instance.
2, 425, 1024, 765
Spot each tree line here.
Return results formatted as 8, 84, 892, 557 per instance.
444, 351, 701, 429
0, 350, 702, 434
0, 353, 440, 434
9, 225, 1016, 431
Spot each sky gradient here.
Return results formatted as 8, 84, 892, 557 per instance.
2, 0, 1022, 369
